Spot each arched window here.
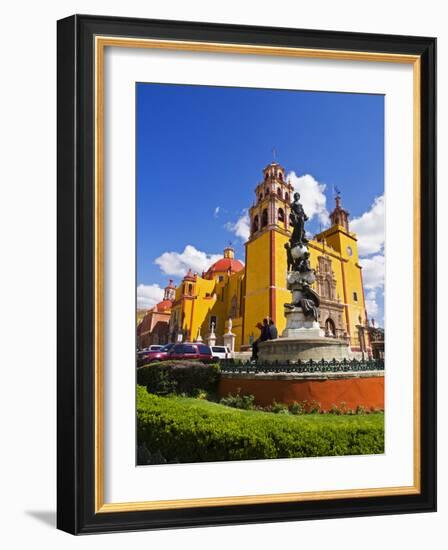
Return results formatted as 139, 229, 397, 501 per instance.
278, 208, 285, 222
258, 193, 262, 203
261, 209, 268, 227
325, 318, 336, 337
265, 187, 270, 196
278, 172, 283, 181
285, 192, 289, 202
277, 187, 282, 197
252, 215, 259, 233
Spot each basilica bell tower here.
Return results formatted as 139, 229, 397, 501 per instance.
242, 162, 294, 345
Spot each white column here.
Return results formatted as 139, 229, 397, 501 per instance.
223, 332, 235, 352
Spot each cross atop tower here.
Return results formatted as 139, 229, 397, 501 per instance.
329, 193, 350, 231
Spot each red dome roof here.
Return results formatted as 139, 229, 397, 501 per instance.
206, 258, 244, 276
154, 299, 172, 312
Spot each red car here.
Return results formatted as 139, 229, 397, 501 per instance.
137, 343, 175, 366
166, 342, 213, 362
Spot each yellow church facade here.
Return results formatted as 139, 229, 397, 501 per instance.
168, 162, 371, 355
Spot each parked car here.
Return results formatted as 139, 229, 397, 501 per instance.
137, 343, 174, 366
210, 345, 231, 360
166, 343, 213, 362
144, 345, 164, 352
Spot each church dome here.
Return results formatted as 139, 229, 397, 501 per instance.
205, 246, 244, 277
206, 257, 244, 275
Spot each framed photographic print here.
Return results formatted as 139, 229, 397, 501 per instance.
57, 14, 436, 534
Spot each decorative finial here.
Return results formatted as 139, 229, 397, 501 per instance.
227, 317, 233, 334
272, 147, 277, 162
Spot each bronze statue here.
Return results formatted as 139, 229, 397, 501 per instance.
285, 243, 312, 273
299, 285, 320, 321
284, 242, 293, 272
284, 192, 320, 321
297, 251, 312, 273
289, 192, 308, 247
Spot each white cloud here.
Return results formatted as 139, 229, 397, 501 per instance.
137, 283, 164, 310
351, 195, 385, 256
287, 172, 330, 226
359, 254, 385, 291
365, 289, 379, 319
352, 197, 385, 324
359, 254, 385, 323
154, 245, 222, 277
213, 206, 220, 218
225, 209, 250, 241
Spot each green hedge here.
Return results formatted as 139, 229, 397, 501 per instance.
137, 360, 220, 396
137, 386, 384, 463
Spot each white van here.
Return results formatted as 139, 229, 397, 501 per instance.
210, 346, 231, 360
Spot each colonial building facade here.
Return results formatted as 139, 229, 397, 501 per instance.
139, 162, 373, 355
136, 280, 175, 348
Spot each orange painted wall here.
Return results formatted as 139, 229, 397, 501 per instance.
219, 376, 384, 411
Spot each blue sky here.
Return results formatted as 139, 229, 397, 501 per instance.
136, 83, 385, 325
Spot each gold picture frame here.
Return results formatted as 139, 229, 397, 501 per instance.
57, 15, 436, 534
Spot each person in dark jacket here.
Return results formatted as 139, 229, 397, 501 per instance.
268, 319, 278, 340
251, 322, 262, 361
260, 318, 270, 342
251, 319, 270, 361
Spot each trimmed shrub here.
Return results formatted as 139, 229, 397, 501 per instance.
137, 386, 385, 463
288, 401, 306, 415
220, 390, 256, 410
269, 401, 290, 414
137, 360, 220, 396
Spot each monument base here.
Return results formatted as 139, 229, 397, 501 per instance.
282, 307, 324, 339
257, 305, 351, 362
258, 337, 351, 362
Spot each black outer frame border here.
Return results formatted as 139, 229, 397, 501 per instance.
57, 14, 436, 535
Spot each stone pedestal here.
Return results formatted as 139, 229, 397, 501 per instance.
259, 304, 351, 363
282, 307, 324, 339
223, 331, 236, 352
258, 303, 352, 363
207, 332, 216, 347
258, 337, 351, 363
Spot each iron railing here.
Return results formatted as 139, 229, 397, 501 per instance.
220, 357, 384, 374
